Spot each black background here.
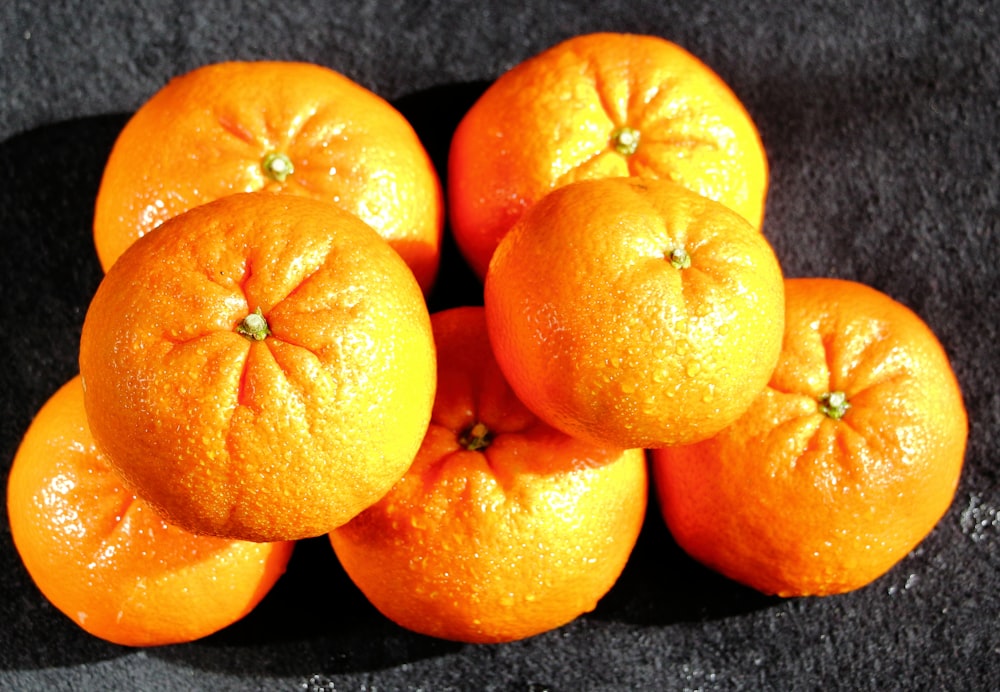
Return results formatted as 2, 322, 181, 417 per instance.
1, 1, 998, 689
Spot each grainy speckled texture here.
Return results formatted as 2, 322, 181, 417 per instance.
1, 1, 998, 689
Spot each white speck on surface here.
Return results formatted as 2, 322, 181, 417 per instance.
960, 492, 1000, 543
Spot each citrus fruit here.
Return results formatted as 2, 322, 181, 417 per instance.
329, 306, 648, 644
78, 191, 436, 543
93, 60, 443, 292
448, 31, 768, 279
651, 277, 968, 597
484, 176, 784, 450
7, 375, 295, 646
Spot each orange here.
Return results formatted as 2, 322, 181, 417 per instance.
484, 176, 784, 450
93, 60, 443, 293
7, 375, 294, 646
651, 277, 968, 597
329, 306, 647, 644
448, 32, 768, 279
78, 192, 436, 543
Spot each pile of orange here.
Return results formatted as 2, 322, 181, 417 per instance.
10, 61, 441, 645
8, 32, 968, 648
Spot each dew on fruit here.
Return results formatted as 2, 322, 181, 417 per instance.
702, 390, 715, 404
139, 198, 166, 228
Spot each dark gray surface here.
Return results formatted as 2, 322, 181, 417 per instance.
2, 1, 998, 689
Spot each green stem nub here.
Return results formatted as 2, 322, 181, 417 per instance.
237, 307, 271, 341
459, 422, 492, 451
819, 391, 850, 420
611, 126, 641, 156
261, 151, 294, 182
668, 247, 692, 269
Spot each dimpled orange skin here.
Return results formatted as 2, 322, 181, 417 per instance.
94, 60, 443, 293
7, 376, 294, 646
329, 307, 647, 644
652, 278, 968, 597
484, 176, 785, 450
448, 32, 769, 279
78, 192, 436, 543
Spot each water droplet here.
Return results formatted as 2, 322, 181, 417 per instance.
702, 384, 716, 403
960, 493, 1000, 543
